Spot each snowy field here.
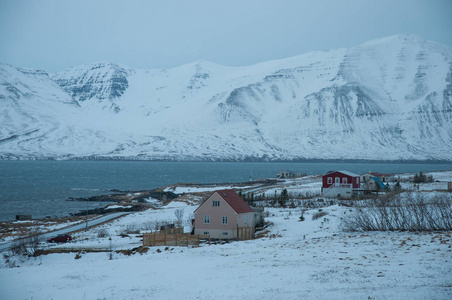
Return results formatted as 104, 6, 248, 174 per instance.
1, 206, 451, 299
1, 171, 452, 299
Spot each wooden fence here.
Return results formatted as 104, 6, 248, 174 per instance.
143, 227, 255, 247
143, 233, 201, 247
237, 227, 254, 241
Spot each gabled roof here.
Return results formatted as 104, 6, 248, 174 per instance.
325, 170, 359, 177
339, 170, 360, 177
195, 189, 253, 214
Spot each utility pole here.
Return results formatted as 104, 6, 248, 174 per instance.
85, 201, 88, 230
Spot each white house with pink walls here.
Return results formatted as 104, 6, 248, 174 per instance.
194, 189, 254, 239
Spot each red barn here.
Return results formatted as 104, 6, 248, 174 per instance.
322, 170, 360, 198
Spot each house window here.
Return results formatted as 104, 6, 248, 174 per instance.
327, 177, 332, 184
335, 177, 340, 184
222, 216, 228, 224
222, 232, 228, 236
342, 178, 348, 184
212, 200, 220, 207
356, 178, 359, 184
204, 215, 210, 224
244, 215, 247, 224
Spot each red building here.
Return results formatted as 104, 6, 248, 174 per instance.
322, 170, 360, 198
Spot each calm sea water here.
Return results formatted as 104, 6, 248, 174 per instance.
1, 160, 451, 221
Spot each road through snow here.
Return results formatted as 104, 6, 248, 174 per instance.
0, 212, 128, 252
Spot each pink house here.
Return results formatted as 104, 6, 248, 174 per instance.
194, 189, 254, 240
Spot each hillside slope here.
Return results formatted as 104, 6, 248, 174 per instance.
1, 34, 451, 160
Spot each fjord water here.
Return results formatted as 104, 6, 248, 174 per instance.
1, 160, 451, 221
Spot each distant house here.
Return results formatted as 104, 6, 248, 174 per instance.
276, 171, 306, 178
277, 170, 295, 178
193, 189, 254, 240
361, 172, 395, 183
361, 172, 394, 191
321, 170, 360, 198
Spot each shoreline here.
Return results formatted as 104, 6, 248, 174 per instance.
1, 157, 452, 163
2, 169, 451, 223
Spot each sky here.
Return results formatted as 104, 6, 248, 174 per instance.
0, 0, 451, 73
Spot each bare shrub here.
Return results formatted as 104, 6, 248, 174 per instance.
97, 228, 109, 238
11, 230, 41, 257
312, 210, 329, 220
342, 194, 452, 231
10, 239, 27, 256
2, 252, 18, 268
174, 209, 184, 227
186, 214, 195, 231
141, 221, 154, 231
126, 224, 139, 234
153, 221, 161, 231
118, 232, 128, 238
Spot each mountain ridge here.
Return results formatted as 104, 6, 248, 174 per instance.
1, 34, 451, 161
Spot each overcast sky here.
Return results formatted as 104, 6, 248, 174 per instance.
1, 0, 451, 73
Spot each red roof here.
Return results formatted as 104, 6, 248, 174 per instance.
197, 189, 253, 214
217, 189, 253, 214
324, 170, 359, 177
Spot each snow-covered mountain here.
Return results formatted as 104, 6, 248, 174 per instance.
1, 34, 451, 161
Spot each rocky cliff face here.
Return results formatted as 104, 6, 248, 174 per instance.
1, 34, 451, 161
52, 62, 131, 113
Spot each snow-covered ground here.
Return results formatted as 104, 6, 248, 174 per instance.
1, 204, 451, 299
258, 175, 323, 198
164, 183, 260, 194
1, 171, 451, 299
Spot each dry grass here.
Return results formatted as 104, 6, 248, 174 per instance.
34, 246, 150, 257
255, 229, 271, 239
116, 246, 149, 256
312, 210, 329, 220
170, 192, 211, 206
